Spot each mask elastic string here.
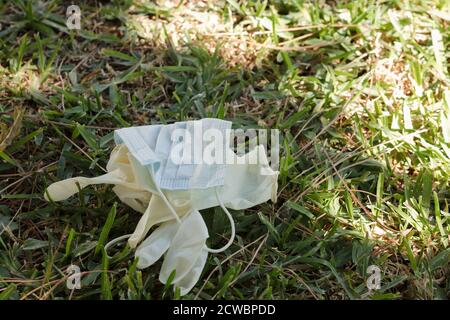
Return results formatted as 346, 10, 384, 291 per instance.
205, 187, 236, 254
146, 168, 182, 224
104, 233, 132, 259
156, 185, 182, 224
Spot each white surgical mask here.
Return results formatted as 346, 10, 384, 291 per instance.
114, 118, 232, 190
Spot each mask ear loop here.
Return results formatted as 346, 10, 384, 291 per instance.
146, 168, 182, 224
104, 234, 132, 259
156, 185, 182, 224
205, 187, 236, 254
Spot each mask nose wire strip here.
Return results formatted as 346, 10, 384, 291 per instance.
205, 187, 236, 254
104, 233, 132, 259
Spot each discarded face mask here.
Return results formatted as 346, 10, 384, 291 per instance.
44, 118, 278, 295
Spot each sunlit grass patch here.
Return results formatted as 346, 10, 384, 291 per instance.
0, 0, 449, 300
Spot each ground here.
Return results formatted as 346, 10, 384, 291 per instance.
0, 0, 449, 300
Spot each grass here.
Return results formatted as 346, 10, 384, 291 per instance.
0, 0, 449, 300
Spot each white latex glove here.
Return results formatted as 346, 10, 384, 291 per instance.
135, 210, 208, 295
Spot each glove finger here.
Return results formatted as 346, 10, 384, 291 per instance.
44, 170, 126, 202
174, 250, 208, 296
135, 221, 179, 269
159, 211, 208, 284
